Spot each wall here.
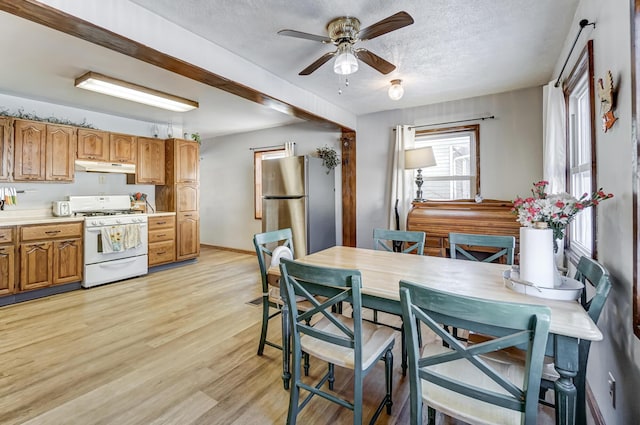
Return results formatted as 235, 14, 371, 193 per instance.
552, 1, 639, 423
0, 93, 160, 211
354, 86, 543, 249
200, 122, 342, 252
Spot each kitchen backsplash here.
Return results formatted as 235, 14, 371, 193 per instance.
3, 172, 155, 212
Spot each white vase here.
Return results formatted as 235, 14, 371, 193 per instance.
519, 225, 556, 288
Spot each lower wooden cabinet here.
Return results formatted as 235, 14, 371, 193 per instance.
177, 212, 199, 261
18, 222, 83, 291
0, 226, 16, 296
148, 215, 175, 266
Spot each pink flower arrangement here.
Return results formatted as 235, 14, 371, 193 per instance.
512, 180, 613, 245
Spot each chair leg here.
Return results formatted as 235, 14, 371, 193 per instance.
373, 309, 378, 323
287, 351, 301, 425
385, 349, 394, 414
401, 327, 408, 376
416, 318, 423, 347
303, 352, 310, 376
328, 363, 335, 390
257, 297, 270, 355
427, 406, 436, 425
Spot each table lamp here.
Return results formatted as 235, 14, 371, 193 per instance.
404, 146, 437, 201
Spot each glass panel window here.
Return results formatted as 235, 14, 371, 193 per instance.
565, 41, 596, 261
254, 149, 286, 219
413, 125, 479, 200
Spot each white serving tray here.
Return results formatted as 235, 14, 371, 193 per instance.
503, 269, 584, 301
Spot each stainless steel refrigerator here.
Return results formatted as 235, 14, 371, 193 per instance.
262, 155, 336, 257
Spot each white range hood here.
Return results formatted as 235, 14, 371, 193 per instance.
74, 160, 135, 174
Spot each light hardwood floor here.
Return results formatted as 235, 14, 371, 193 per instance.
0, 247, 555, 424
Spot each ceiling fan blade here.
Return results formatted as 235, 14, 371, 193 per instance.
358, 11, 414, 41
299, 51, 336, 75
277, 29, 332, 44
354, 49, 396, 74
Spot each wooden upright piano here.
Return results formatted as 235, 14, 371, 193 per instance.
406, 199, 521, 259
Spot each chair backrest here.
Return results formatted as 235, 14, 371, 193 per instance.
373, 228, 425, 255
279, 258, 364, 365
399, 280, 551, 424
574, 256, 611, 324
449, 232, 515, 265
253, 228, 294, 292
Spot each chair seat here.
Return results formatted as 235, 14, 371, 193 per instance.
301, 316, 396, 370
420, 344, 528, 425
268, 286, 322, 312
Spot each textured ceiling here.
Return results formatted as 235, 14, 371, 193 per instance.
131, 0, 579, 114
0, 1, 580, 138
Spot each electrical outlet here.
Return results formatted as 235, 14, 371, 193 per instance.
608, 372, 616, 408
98, 175, 106, 184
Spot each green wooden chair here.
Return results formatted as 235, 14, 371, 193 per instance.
448, 232, 516, 265
373, 228, 425, 255
280, 258, 395, 425
253, 228, 295, 355
399, 280, 551, 425
372, 228, 426, 376
540, 256, 611, 422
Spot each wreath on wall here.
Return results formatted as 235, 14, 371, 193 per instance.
315, 145, 340, 174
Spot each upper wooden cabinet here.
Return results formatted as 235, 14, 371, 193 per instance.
175, 139, 199, 183
0, 117, 13, 181
77, 129, 109, 161
109, 133, 136, 164
128, 137, 165, 185
14, 119, 75, 182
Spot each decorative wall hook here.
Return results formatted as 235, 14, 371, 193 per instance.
598, 70, 617, 132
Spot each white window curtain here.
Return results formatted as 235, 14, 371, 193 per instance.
388, 125, 416, 230
543, 80, 567, 262
543, 81, 567, 193
284, 141, 295, 157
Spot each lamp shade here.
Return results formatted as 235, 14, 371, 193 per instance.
334, 43, 358, 75
404, 146, 436, 169
388, 79, 404, 100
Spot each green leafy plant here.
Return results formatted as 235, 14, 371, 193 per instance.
0, 107, 95, 128
315, 145, 339, 174
191, 132, 201, 144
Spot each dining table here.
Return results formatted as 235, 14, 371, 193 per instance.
270, 246, 601, 425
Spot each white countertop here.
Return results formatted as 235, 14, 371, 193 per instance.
0, 209, 177, 226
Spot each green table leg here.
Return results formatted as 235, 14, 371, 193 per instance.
554, 335, 580, 425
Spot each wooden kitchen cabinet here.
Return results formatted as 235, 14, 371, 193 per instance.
0, 117, 13, 181
128, 137, 165, 184
77, 129, 109, 161
148, 215, 175, 266
156, 139, 200, 262
0, 226, 16, 296
14, 119, 76, 182
18, 222, 83, 291
176, 211, 200, 260
109, 133, 137, 164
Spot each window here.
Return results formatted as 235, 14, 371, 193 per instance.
254, 149, 287, 219
564, 40, 596, 262
413, 124, 479, 200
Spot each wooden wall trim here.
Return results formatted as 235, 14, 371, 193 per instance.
586, 383, 606, 425
341, 130, 356, 247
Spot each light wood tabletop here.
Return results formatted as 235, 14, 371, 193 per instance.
288, 246, 602, 342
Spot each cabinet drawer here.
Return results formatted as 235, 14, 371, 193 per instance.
20, 222, 83, 241
149, 227, 175, 243
0, 226, 14, 244
149, 240, 175, 265
148, 215, 175, 229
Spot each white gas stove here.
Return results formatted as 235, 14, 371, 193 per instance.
69, 196, 148, 288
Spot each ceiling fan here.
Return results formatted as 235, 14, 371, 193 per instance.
278, 11, 414, 76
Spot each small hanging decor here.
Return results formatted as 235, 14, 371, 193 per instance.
315, 145, 340, 174
597, 70, 617, 132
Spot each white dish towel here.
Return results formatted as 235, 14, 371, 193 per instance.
101, 225, 125, 253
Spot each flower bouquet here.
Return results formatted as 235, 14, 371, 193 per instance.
512, 180, 613, 251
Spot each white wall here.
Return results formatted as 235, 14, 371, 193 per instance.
355, 86, 543, 248
200, 122, 342, 252
0, 93, 160, 211
552, 1, 639, 423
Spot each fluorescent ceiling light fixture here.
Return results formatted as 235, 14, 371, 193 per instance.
74, 71, 198, 112
388, 79, 404, 100
333, 43, 358, 75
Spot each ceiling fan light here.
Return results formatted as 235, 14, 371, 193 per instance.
388, 79, 404, 100
333, 44, 358, 75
